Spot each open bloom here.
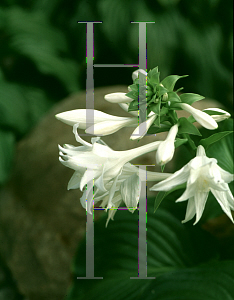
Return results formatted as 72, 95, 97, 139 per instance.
59, 123, 163, 214
93, 163, 171, 226
156, 124, 179, 165
150, 145, 234, 224
179, 103, 218, 130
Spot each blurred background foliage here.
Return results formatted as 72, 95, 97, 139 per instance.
0, 0, 233, 186
0, 0, 233, 298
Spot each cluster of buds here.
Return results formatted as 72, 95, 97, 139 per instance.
56, 67, 233, 225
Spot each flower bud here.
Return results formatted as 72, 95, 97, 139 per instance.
104, 93, 133, 103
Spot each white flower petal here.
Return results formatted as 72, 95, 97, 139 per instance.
179, 103, 218, 130
211, 188, 234, 222
182, 198, 196, 223
130, 114, 157, 140
176, 183, 197, 202
67, 171, 81, 190
203, 108, 231, 122
104, 92, 133, 103
193, 192, 209, 224
196, 145, 206, 157
85, 118, 137, 135
120, 173, 140, 211
150, 165, 190, 192
118, 103, 138, 117
56, 109, 129, 128
216, 166, 234, 183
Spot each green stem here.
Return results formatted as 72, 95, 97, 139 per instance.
182, 133, 197, 156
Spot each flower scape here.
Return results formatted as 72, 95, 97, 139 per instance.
56, 67, 233, 225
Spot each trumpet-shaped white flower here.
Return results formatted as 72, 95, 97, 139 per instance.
202, 108, 231, 122
156, 124, 179, 165
94, 163, 171, 226
59, 123, 163, 214
179, 103, 218, 130
150, 145, 234, 224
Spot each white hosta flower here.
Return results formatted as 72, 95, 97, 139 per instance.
150, 145, 234, 224
202, 108, 231, 122
130, 112, 157, 140
95, 163, 171, 226
85, 117, 138, 135
59, 123, 162, 214
179, 103, 218, 130
156, 124, 179, 165
104, 92, 133, 103
56, 108, 138, 135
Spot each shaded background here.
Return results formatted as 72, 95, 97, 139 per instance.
0, 0, 233, 298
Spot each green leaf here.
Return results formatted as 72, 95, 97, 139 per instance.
147, 67, 160, 84
154, 183, 186, 212
150, 101, 161, 115
161, 75, 188, 92
167, 91, 181, 103
200, 131, 233, 151
174, 138, 188, 148
160, 106, 168, 115
68, 196, 224, 300
128, 100, 138, 112
0, 130, 15, 185
0, 81, 29, 135
128, 84, 138, 93
154, 191, 167, 212
158, 85, 168, 96
180, 93, 204, 105
126, 91, 138, 101
147, 124, 171, 134
178, 117, 202, 136
5, 7, 79, 92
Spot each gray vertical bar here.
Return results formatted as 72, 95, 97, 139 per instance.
131, 22, 154, 138
78, 21, 102, 134
86, 207, 94, 277
77, 169, 103, 279
138, 166, 147, 277
131, 165, 155, 279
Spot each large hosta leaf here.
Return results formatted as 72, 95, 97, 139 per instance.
65, 195, 234, 300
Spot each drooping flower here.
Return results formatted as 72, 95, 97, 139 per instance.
179, 103, 218, 130
94, 163, 171, 226
156, 124, 179, 165
59, 123, 163, 214
150, 145, 234, 224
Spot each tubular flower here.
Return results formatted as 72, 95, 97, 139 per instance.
59, 123, 163, 214
156, 124, 179, 165
130, 112, 157, 140
179, 103, 218, 130
202, 108, 231, 122
104, 92, 133, 103
150, 145, 234, 224
55, 108, 138, 135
